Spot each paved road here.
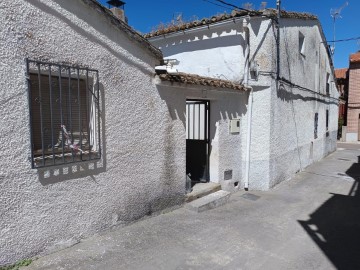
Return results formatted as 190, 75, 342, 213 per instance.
24, 144, 360, 270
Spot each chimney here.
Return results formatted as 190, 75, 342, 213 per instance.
107, 0, 127, 23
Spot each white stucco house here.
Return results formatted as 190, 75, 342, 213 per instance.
146, 9, 339, 191
0, 0, 195, 265
0, 1, 339, 266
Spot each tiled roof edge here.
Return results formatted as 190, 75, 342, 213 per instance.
158, 72, 249, 91
144, 9, 318, 39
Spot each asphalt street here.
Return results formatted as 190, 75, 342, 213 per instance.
23, 143, 360, 270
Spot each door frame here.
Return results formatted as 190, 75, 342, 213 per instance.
186, 99, 210, 183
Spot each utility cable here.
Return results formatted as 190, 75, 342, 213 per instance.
323, 36, 360, 43
201, 0, 233, 11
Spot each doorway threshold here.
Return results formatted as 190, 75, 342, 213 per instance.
185, 182, 221, 203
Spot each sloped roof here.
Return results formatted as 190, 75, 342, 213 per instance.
81, 0, 162, 59
144, 9, 318, 39
350, 52, 360, 63
158, 72, 249, 91
335, 68, 348, 79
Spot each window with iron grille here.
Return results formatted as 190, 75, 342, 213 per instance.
26, 59, 101, 168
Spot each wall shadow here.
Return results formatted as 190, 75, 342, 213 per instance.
298, 157, 360, 269
38, 83, 107, 185
162, 34, 246, 56
24, 0, 157, 75
277, 82, 338, 106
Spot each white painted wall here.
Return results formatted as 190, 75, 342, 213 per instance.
0, 0, 185, 265
269, 19, 338, 188
149, 16, 339, 190
156, 81, 247, 192
150, 18, 274, 84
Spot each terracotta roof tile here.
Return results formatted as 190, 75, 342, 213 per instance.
144, 9, 318, 38
335, 68, 348, 79
350, 52, 360, 63
158, 72, 249, 91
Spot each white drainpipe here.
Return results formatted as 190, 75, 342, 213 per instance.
243, 17, 252, 191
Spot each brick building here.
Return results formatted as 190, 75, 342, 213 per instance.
335, 68, 348, 122
336, 51, 360, 141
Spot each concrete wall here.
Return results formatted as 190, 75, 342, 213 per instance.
0, 0, 185, 265
156, 81, 248, 192
269, 19, 339, 188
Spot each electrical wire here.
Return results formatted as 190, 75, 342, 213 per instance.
201, 0, 233, 11
323, 36, 360, 43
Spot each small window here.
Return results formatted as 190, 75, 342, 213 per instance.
26, 59, 101, 168
326, 73, 330, 96
326, 110, 329, 137
314, 113, 318, 139
299, 32, 305, 56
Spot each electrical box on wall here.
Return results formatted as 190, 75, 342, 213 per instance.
230, 119, 240, 133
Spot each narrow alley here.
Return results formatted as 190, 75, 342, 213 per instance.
24, 143, 360, 270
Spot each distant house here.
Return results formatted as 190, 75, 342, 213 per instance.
336, 52, 360, 142
335, 68, 348, 139
147, 9, 339, 190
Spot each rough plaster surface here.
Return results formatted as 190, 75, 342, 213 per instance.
149, 17, 339, 190
0, 0, 185, 265
156, 82, 247, 193
269, 19, 338, 188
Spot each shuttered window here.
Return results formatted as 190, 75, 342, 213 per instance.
26, 59, 101, 168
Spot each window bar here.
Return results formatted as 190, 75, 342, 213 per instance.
96, 71, 101, 159
26, 59, 35, 168
85, 69, 91, 161
58, 66, 65, 164
77, 68, 83, 160
68, 68, 74, 162
198, 103, 200, 140
48, 65, 55, 165
193, 103, 195, 140
187, 104, 190, 139
205, 101, 210, 180
37, 63, 45, 166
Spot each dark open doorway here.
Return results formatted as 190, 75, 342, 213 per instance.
186, 100, 210, 187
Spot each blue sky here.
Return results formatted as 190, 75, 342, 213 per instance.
99, 0, 359, 68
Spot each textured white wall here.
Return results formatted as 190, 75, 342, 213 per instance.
269, 19, 339, 188
150, 18, 274, 85
148, 17, 339, 190
0, 0, 185, 265
156, 82, 247, 192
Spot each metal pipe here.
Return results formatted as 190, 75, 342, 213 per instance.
245, 87, 253, 190
243, 18, 252, 190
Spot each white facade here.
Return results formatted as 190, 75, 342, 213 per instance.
0, 0, 186, 265
149, 14, 339, 190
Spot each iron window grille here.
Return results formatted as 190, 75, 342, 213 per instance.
26, 59, 101, 168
